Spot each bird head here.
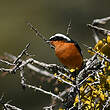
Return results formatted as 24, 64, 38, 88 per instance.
47, 33, 82, 55
47, 33, 72, 48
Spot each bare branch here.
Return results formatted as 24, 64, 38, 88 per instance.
87, 24, 110, 36
43, 105, 55, 110
102, 97, 110, 110
27, 23, 55, 49
88, 16, 110, 43
27, 23, 48, 42
66, 19, 71, 36
0, 68, 12, 73
22, 83, 64, 102
0, 57, 33, 74
0, 94, 22, 110
92, 31, 99, 43
3, 52, 75, 99
5, 53, 53, 77
90, 16, 110, 43
14, 43, 30, 64
54, 74, 76, 87
3, 104, 22, 110
78, 53, 98, 80
92, 16, 110, 26
0, 59, 15, 66
33, 60, 69, 74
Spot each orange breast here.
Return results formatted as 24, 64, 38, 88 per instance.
51, 41, 83, 69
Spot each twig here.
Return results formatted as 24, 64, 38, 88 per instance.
19, 67, 64, 102
5, 53, 54, 77
92, 16, 110, 26
0, 94, 22, 110
32, 59, 76, 87
66, 19, 71, 36
0, 68, 12, 73
58, 70, 70, 80
78, 71, 95, 86
0, 93, 7, 110
91, 16, 110, 43
27, 23, 48, 42
22, 83, 64, 102
0, 43, 31, 74
0, 59, 15, 66
4, 53, 75, 87
27, 23, 55, 49
69, 106, 75, 110
54, 74, 76, 87
33, 60, 69, 74
90, 81, 100, 86
88, 47, 110, 62
102, 97, 110, 110
20, 68, 26, 89
78, 53, 98, 81
3, 104, 22, 110
92, 31, 99, 43
43, 105, 55, 110
13, 43, 30, 64
59, 88, 71, 97
87, 24, 110, 36
0, 58, 33, 74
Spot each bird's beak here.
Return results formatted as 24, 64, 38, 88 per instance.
46, 40, 55, 49
46, 40, 51, 43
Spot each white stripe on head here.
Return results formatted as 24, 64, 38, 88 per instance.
49, 33, 71, 41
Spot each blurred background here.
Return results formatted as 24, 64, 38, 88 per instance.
0, 0, 110, 109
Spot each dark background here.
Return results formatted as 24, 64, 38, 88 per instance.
0, 0, 110, 109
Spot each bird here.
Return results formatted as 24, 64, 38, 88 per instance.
28, 23, 83, 69
47, 33, 83, 69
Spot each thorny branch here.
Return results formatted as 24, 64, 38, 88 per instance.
87, 24, 110, 36
90, 16, 110, 43
22, 83, 64, 102
0, 59, 14, 66
0, 94, 22, 110
0, 16, 110, 110
0, 40, 109, 109
27, 23, 55, 49
13, 43, 30, 64
20, 66, 64, 102
4, 53, 75, 87
92, 16, 110, 26
27, 23, 48, 42
5, 52, 54, 77
1, 42, 109, 109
